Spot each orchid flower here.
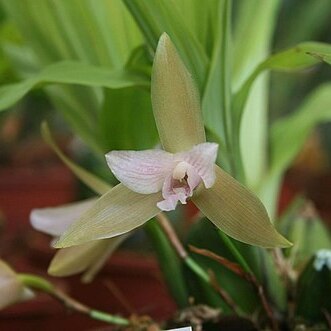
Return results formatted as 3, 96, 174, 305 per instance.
30, 199, 128, 282
55, 33, 290, 249
0, 260, 34, 310
106, 142, 218, 211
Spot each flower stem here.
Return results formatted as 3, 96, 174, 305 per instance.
18, 273, 129, 326
218, 231, 253, 275
90, 310, 129, 325
18, 274, 54, 294
156, 213, 242, 315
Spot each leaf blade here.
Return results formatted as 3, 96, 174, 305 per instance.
0, 61, 149, 112
122, 0, 208, 88
233, 42, 331, 136
41, 122, 110, 195
270, 83, 331, 177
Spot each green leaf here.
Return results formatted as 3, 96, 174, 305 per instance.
1, 0, 141, 68
173, 0, 218, 57
202, 0, 232, 172
99, 87, 158, 152
192, 166, 291, 248
1, 0, 143, 152
54, 184, 162, 248
259, 42, 331, 71
233, 42, 331, 136
269, 83, 331, 177
232, 0, 280, 187
41, 122, 110, 195
122, 0, 208, 90
151, 33, 206, 153
276, 0, 331, 48
315, 52, 331, 66
0, 61, 149, 112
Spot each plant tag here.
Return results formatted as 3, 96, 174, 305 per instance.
166, 328, 192, 331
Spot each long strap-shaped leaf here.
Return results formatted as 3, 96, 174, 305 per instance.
41, 122, 110, 195
232, 0, 281, 188
259, 83, 331, 216
232, 42, 331, 132
122, 0, 208, 90
270, 83, 331, 176
0, 61, 149, 112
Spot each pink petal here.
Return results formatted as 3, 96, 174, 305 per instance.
30, 199, 97, 237
161, 173, 175, 199
179, 143, 218, 188
186, 165, 201, 193
106, 149, 174, 194
157, 195, 180, 211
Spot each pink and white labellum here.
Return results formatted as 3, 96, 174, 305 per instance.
106, 142, 218, 211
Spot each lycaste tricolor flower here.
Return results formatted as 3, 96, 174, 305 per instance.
54, 34, 290, 249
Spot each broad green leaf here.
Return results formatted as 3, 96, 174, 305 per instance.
1, 0, 141, 68
233, 0, 280, 187
269, 83, 331, 177
174, 0, 218, 57
122, 0, 208, 90
44, 84, 103, 154
318, 52, 331, 65
99, 87, 158, 152
0, 61, 149, 112
41, 122, 110, 196
1, 0, 143, 152
192, 166, 291, 248
202, 0, 231, 173
275, 0, 331, 48
233, 42, 331, 133
151, 34, 206, 153
54, 184, 162, 248
49, 236, 127, 282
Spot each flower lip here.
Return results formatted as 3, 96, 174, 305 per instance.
106, 142, 219, 212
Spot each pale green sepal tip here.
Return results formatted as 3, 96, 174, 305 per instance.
192, 166, 292, 249
53, 184, 161, 248
152, 33, 206, 153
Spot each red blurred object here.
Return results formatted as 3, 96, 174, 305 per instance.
278, 169, 331, 227
0, 164, 76, 235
